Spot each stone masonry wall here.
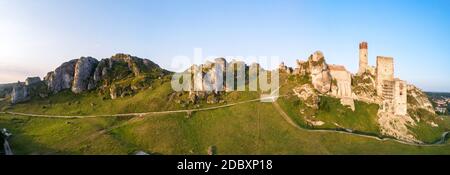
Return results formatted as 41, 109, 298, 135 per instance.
376, 56, 394, 97
394, 79, 407, 115
358, 42, 368, 75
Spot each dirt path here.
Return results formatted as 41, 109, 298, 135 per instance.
0, 95, 285, 119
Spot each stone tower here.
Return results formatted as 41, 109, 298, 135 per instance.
358, 42, 368, 75
376, 56, 394, 98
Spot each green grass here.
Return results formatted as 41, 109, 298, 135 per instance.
409, 110, 450, 143
277, 95, 380, 135
7, 79, 176, 115
314, 96, 380, 134
2, 101, 450, 155
0, 114, 134, 154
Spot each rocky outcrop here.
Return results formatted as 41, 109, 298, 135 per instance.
184, 58, 230, 103
407, 85, 435, 114
72, 57, 99, 93
94, 54, 166, 83
41, 54, 168, 99
329, 65, 355, 111
11, 83, 29, 104
0, 83, 16, 98
308, 51, 332, 94
44, 59, 78, 93
92, 54, 170, 99
378, 111, 421, 143
351, 71, 381, 104
25, 77, 41, 86
293, 84, 319, 109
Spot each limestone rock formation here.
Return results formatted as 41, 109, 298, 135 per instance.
294, 60, 307, 75
41, 54, 170, 100
307, 51, 332, 94
72, 57, 99, 93
407, 85, 435, 114
329, 65, 355, 111
25, 77, 41, 86
0, 83, 15, 98
94, 54, 166, 82
183, 58, 231, 104
11, 83, 29, 104
351, 71, 379, 103
92, 54, 169, 99
293, 84, 319, 109
44, 59, 78, 93
378, 111, 421, 143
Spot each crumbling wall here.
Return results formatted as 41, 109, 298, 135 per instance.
376, 56, 394, 97
394, 79, 407, 116
329, 65, 355, 111
329, 65, 352, 98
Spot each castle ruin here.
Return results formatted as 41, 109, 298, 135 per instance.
329, 65, 355, 111
358, 42, 368, 75
360, 48, 407, 116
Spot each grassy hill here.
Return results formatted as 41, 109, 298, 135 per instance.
0, 72, 449, 154
1, 103, 450, 155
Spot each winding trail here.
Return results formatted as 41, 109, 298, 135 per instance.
0, 96, 284, 119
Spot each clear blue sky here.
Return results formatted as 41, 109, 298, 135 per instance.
0, 0, 449, 91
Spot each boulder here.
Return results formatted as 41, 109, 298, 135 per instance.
72, 57, 99, 93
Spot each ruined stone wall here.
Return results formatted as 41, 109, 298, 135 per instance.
394, 79, 407, 115
329, 65, 352, 98
358, 42, 368, 75
329, 65, 355, 111
376, 56, 394, 97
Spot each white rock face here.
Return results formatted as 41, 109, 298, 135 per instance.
72, 57, 98, 94
329, 65, 355, 111
329, 65, 352, 97
11, 83, 29, 104
44, 59, 78, 93
308, 51, 332, 94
